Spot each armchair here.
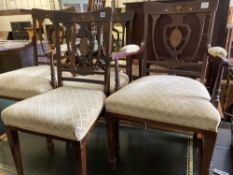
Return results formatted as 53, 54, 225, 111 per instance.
105, 0, 227, 174
2, 8, 113, 175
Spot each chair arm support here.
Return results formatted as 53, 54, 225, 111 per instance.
49, 52, 57, 88
112, 42, 145, 91
209, 47, 229, 108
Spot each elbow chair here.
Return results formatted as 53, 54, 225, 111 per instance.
105, 0, 228, 175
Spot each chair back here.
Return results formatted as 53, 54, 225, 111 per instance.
143, 0, 219, 83
53, 8, 113, 95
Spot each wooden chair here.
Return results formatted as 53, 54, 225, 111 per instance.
1, 8, 113, 175
105, 0, 228, 174
0, 9, 68, 151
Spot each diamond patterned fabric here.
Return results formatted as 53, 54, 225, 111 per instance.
105, 75, 221, 132
2, 86, 105, 141
64, 71, 129, 93
0, 65, 72, 99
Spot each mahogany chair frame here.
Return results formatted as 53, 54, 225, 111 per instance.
5, 8, 113, 175
106, 1, 228, 175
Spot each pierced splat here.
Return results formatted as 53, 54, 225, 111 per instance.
143, 0, 218, 81
53, 8, 112, 90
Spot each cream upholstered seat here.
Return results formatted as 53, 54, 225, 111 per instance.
105, 75, 221, 132
0, 66, 52, 99
2, 86, 105, 141
0, 65, 72, 99
64, 71, 128, 93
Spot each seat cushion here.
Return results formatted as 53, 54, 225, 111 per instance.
64, 71, 129, 94
105, 75, 221, 132
0, 65, 72, 100
2, 86, 105, 141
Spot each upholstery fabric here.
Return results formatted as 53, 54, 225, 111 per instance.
64, 71, 129, 93
120, 44, 140, 54
105, 75, 221, 132
0, 65, 72, 100
208, 47, 227, 58
2, 86, 105, 141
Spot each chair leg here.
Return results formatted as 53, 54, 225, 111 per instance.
126, 57, 133, 82
46, 137, 54, 153
5, 127, 24, 175
199, 132, 217, 175
106, 115, 117, 167
73, 142, 87, 175
115, 118, 120, 158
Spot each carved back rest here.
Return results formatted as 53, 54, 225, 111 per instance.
143, 0, 219, 83
53, 8, 112, 94
88, 0, 105, 11
112, 11, 134, 52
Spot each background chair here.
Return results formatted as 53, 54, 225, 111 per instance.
0, 9, 60, 150
0, 8, 75, 101
105, 0, 228, 174
2, 8, 113, 175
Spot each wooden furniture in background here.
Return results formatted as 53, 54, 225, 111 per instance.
0, 41, 34, 73
225, 24, 233, 60
106, 1, 227, 175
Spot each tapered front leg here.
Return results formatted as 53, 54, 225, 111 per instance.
199, 132, 217, 175
73, 141, 87, 175
5, 127, 24, 175
106, 114, 118, 168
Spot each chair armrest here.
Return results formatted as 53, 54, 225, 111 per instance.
208, 47, 227, 58
112, 42, 145, 60
208, 47, 229, 66
208, 47, 229, 108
